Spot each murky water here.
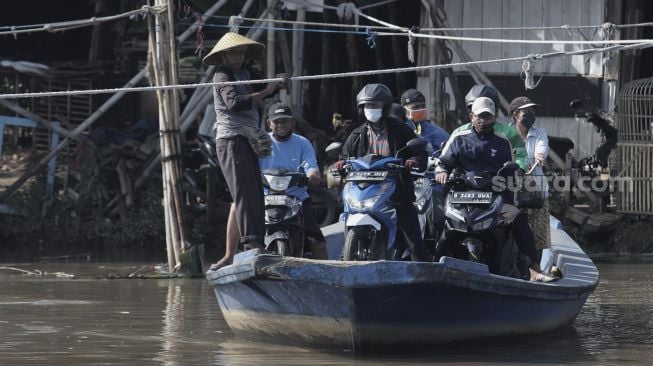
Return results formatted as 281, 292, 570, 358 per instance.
0, 261, 652, 365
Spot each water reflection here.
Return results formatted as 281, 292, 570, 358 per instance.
0, 262, 652, 365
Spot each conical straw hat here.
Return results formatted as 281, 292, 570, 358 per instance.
202, 32, 264, 65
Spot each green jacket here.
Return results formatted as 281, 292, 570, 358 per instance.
450, 122, 528, 170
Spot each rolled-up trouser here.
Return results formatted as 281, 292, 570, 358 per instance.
509, 206, 538, 264
216, 135, 265, 245
302, 198, 328, 259
396, 203, 430, 262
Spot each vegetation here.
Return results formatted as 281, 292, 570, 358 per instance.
0, 176, 167, 261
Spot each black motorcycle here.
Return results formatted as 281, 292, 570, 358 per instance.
436, 162, 526, 277
262, 167, 308, 257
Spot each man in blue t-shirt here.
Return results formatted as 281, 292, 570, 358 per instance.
400, 89, 450, 156
258, 103, 328, 259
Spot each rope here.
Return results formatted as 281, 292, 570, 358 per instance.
192, 21, 369, 35
228, 15, 243, 33
336, 3, 359, 24
198, 14, 652, 46
0, 5, 164, 37
521, 55, 542, 90
200, 13, 653, 33
380, 30, 653, 45
1, 42, 650, 100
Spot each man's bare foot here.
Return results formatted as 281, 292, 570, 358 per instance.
209, 257, 233, 271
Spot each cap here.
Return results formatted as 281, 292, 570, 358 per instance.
400, 89, 426, 106
471, 97, 495, 116
268, 102, 293, 121
509, 96, 540, 115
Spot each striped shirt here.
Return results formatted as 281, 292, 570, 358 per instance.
367, 127, 391, 156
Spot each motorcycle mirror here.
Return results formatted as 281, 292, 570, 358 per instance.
407, 137, 427, 150
396, 138, 427, 157
502, 161, 519, 170
325, 142, 342, 159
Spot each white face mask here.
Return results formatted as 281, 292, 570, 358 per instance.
364, 108, 383, 123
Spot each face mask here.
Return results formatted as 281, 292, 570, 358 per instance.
406, 108, 428, 122
364, 108, 383, 123
521, 112, 536, 128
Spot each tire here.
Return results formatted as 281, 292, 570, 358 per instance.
343, 227, 384, 261
343, 229, 362, 261
272, 239, 290, 257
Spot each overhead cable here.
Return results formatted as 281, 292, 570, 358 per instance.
0, 42, 649, 100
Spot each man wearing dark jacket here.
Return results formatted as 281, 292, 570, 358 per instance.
334, 83, 430, 262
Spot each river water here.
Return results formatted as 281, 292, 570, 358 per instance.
0, 261, 651, 366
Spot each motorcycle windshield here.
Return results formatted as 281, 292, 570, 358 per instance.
464, 171, 493, 190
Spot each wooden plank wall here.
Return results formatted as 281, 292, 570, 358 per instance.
444, 0, 605, 76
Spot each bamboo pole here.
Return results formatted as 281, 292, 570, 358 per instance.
291, 6, 306, 112
266, 0, 276, 79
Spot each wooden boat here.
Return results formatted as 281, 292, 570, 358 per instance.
206, 217, 598, 350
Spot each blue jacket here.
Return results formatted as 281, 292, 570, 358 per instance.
407, 120, 450, 156
436, 124, 515, 176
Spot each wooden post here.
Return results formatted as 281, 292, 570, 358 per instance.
291, 6, 306, 113
266, 0, 276, 79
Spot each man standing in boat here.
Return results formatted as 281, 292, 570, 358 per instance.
334, 83, 430, 262
202, 32, 281, 270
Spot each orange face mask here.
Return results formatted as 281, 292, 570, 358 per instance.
406, 108, 427, 122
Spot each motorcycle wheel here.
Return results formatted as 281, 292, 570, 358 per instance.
271, 239, 290, 257
343, 229, 362, 261
343, 227, 383, 261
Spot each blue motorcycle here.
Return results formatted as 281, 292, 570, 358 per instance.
335, 139, 426, 261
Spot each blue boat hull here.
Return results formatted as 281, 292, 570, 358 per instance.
207, 218, 598, 350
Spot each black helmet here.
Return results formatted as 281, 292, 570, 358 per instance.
389, 103, 406, 121
356, 83, 393, 108
465, 84, 500, 111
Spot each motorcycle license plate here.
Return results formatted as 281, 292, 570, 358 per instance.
346, 171, 388, 182
450, 191, 492, 204
265, 195, 289, 205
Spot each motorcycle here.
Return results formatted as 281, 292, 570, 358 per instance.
437, 162, 526, 277
334, 138, 426, 261
262, 167, 308, 257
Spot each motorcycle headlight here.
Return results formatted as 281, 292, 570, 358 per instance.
265, 175, 292, 192
345, 182, 393, 211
